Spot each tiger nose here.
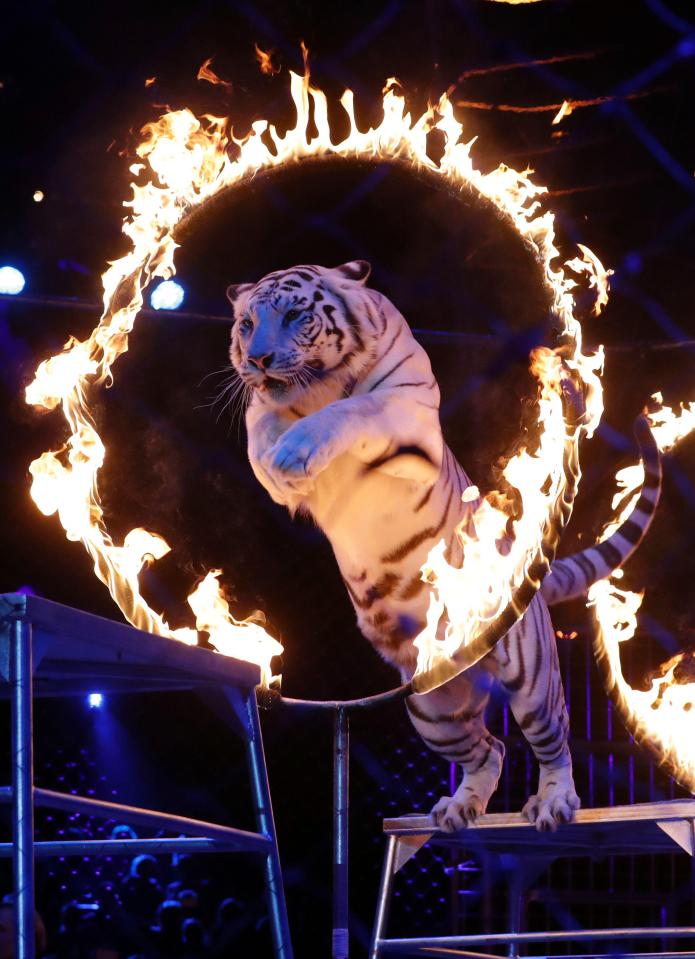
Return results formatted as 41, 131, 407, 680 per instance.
248, 352, 275, 371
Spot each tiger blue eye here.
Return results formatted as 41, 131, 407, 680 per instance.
239, 318, 252, 334
284, 309, 300, 325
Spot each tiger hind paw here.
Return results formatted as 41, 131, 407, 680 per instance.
431, 790, 487, 833
522, 782, 580, 832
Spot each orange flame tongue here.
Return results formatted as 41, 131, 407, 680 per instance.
255, 43, 281, 76
197, 58, 233, 91
25, 60, 610, 691
188, 572, 283, 687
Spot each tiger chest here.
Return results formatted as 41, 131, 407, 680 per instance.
305, 453, 458, 666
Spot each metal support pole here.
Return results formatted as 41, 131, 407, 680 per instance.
506, 863, 523, 959
11, 619, 35, 959
245, 691, 293, 959
333, 707, 350, 959
369, 834, 398, 959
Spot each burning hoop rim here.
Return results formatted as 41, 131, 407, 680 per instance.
29, 69, 599, 699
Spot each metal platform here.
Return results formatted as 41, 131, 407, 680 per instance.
0, 592, 293, 959
370, 801, 695, 959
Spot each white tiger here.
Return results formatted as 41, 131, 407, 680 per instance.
226, 261, 661, 832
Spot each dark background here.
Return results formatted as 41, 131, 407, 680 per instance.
1, 1, 695, 955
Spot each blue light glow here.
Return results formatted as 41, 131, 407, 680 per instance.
0, 266, 26, 295
150, 279, 185, 311
87, 692, 104, 709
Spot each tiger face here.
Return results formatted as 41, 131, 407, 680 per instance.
227, 260, 372, 407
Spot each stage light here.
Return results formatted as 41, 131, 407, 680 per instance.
150, 279, 185, 311
0, 266, 26, 295
33, 190, 44, 203
624, 252, 642, 275
87, 692, 104, 709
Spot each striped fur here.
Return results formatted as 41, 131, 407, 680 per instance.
227, 263, 660, 832
541, 415, 662, 606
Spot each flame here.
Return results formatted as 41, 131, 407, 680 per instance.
552, 100, 574, 125
196, 58, 233, 91
413, 343, 602, 681
188, 572, 283, 687
589, 398, 695, 790
255, 43, 280, 76
26, 60, 608, 690
648, 394, 695, 451
565, 243, 612, 316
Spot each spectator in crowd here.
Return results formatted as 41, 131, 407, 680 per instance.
0, 902, 47, 957
19, 746, 260, 957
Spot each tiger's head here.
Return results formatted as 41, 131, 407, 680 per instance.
227, 260, 374, 408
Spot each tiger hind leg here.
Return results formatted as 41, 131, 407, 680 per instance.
494, 593, 580, 832
405, 668, 505, 833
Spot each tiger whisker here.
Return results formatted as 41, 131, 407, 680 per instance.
214, 379, 247, 424
197, 365, 235, 387
194, 376, 241, 412
227, 381, 251, 439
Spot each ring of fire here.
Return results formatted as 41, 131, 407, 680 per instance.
23, 64, 695, 789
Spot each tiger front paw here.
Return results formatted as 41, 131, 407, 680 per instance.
263, 419, 339, 492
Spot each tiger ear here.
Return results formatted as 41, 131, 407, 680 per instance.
226, 282, 254, 307
334, 260, 371, 284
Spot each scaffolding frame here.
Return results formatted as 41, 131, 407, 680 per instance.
0, 592, 293, 959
